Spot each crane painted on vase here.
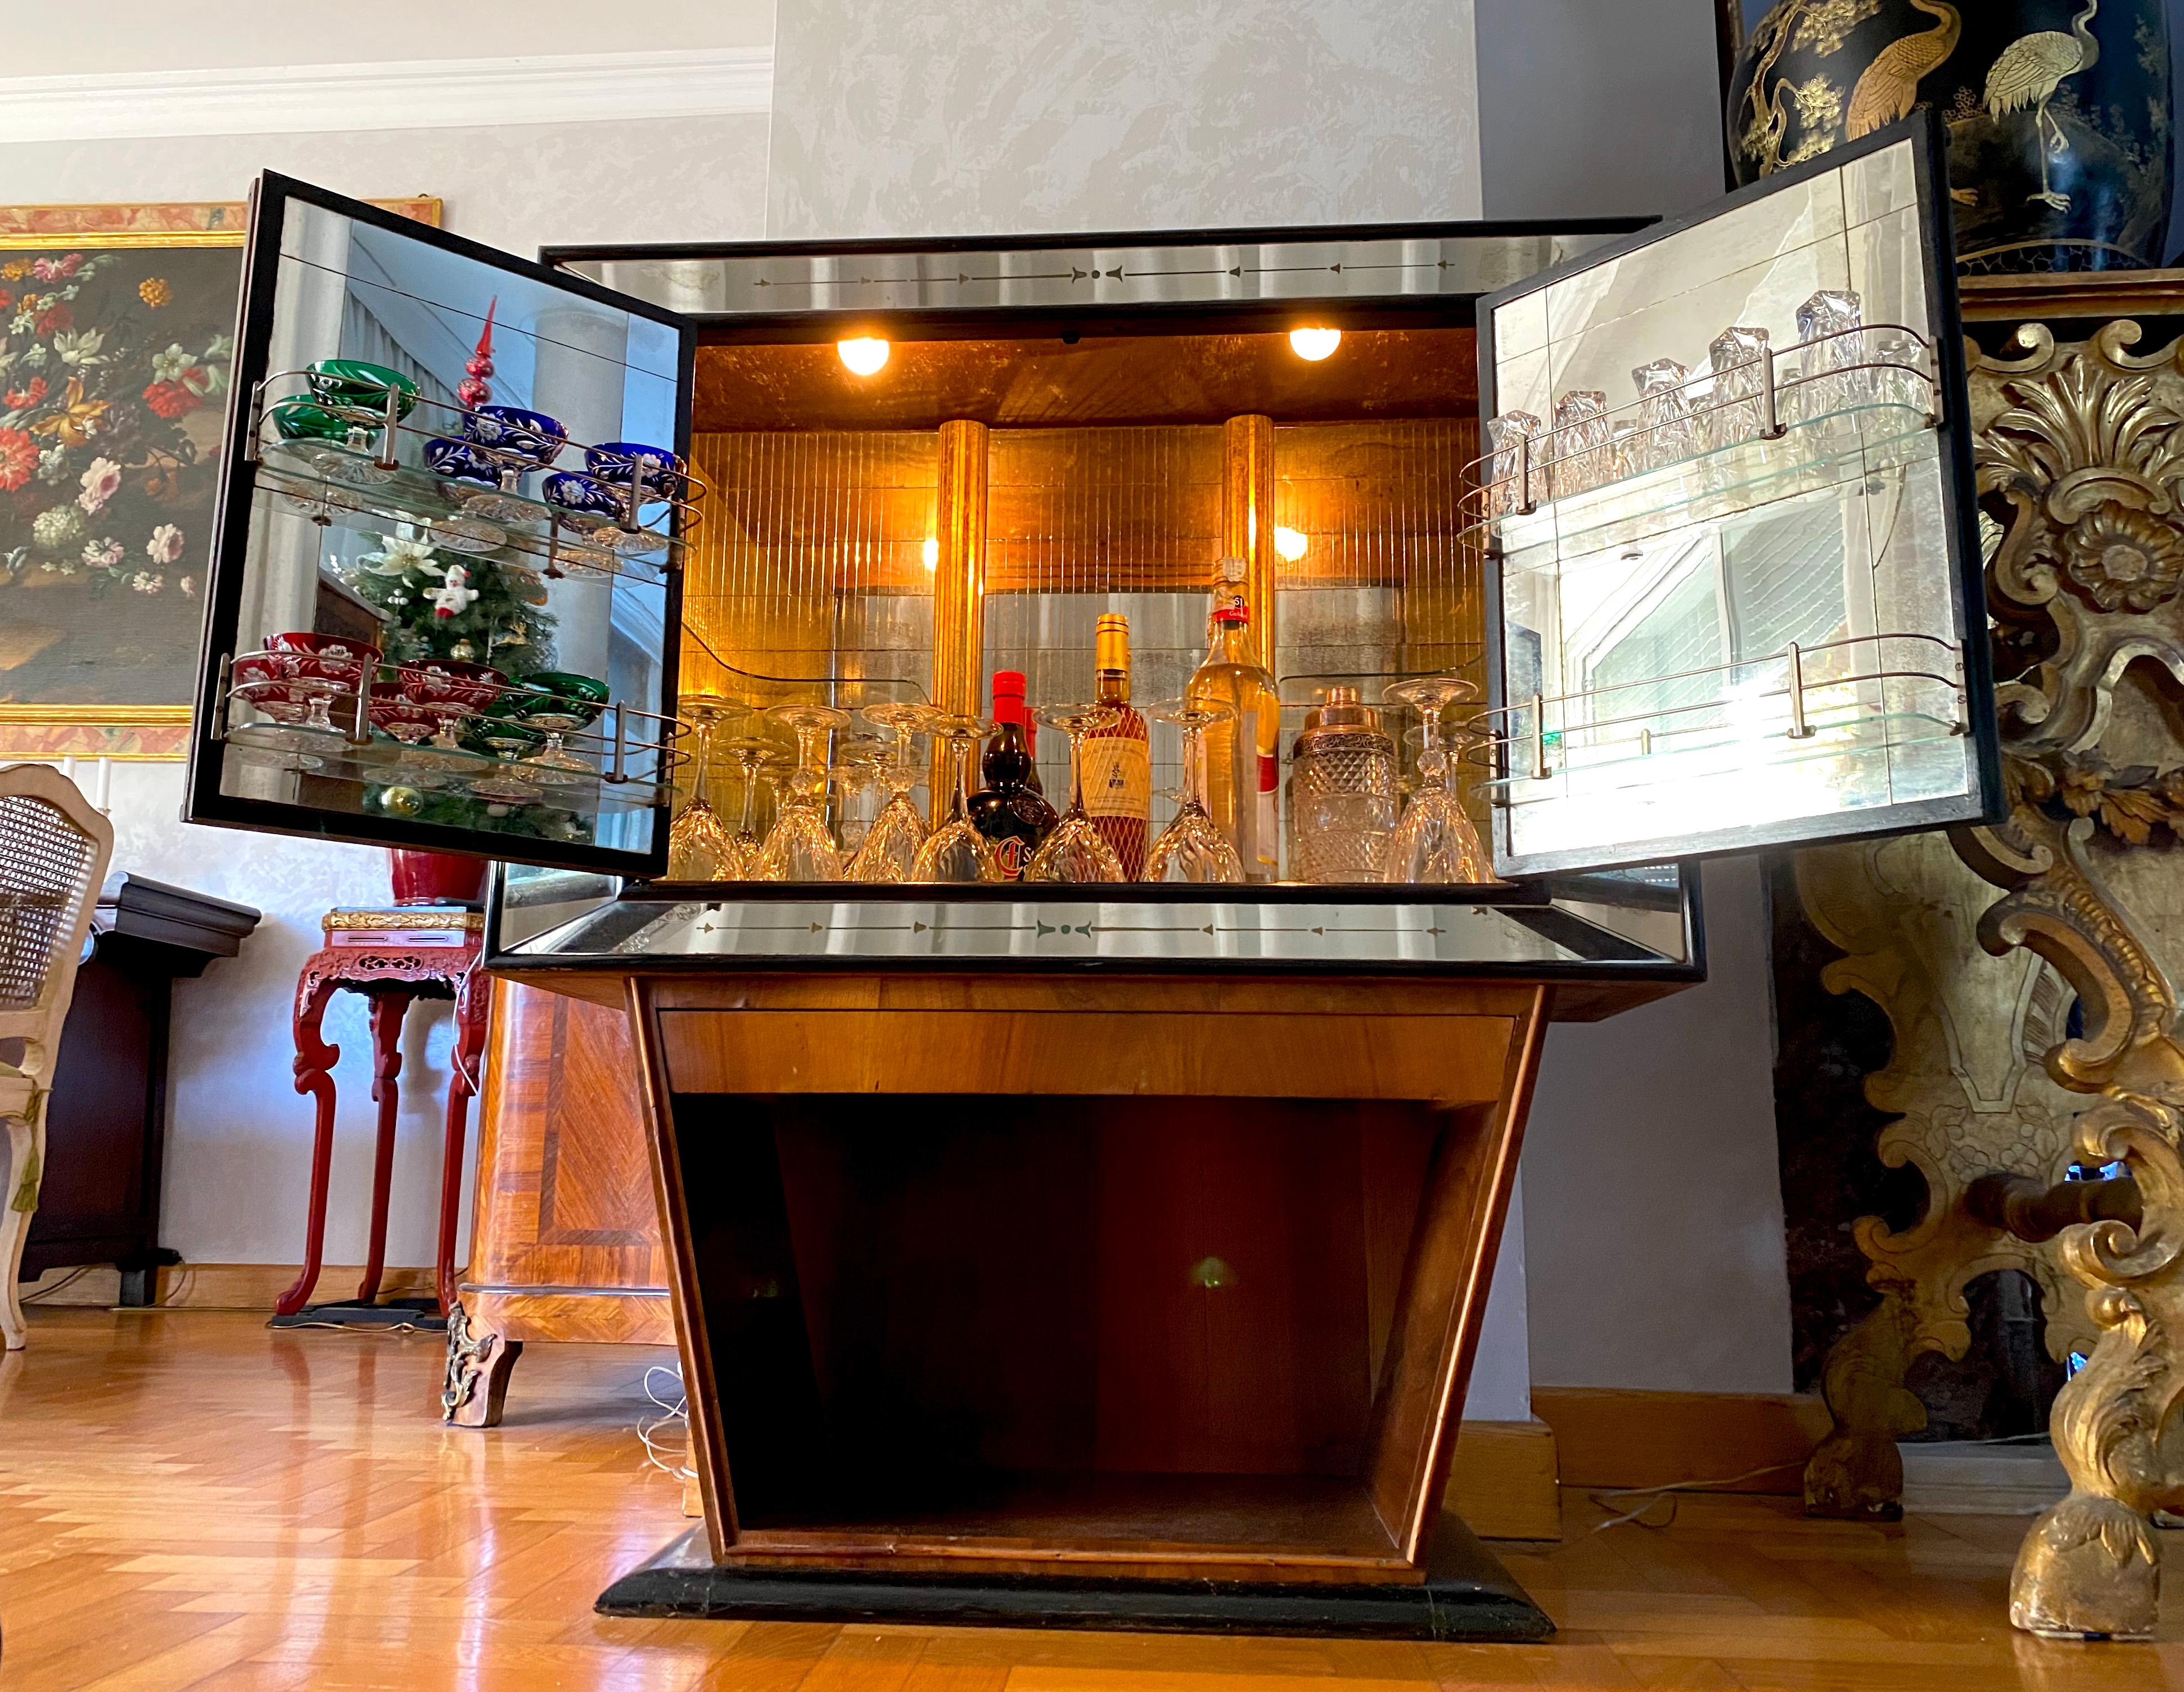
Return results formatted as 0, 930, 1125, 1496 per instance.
1845, 0, 1963, 139
1983, 0, 2103, 211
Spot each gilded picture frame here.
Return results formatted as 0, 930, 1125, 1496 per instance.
0, 196, 440, 761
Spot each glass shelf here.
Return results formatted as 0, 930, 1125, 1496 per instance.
1483, 394, 1937, 572
1477, 703, 1968, 807
220, 718, 670, 816
256, 439, 679, 583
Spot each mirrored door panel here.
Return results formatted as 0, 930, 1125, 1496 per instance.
1475, 117, 1997, 878
184, 173, 694, 875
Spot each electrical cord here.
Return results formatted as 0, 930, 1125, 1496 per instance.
20, 1265, 94, 1305
1586, 1460, 1808, 1533
637, 1362, 693, 1481
1586, 1431, 2066, 1534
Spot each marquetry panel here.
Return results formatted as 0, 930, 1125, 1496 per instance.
466, 982, 669, 1343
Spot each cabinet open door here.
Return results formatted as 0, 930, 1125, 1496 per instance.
182, 172, 696, 879
1477, 116, 2000, 881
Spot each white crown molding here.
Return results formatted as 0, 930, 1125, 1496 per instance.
0, 47, 773, 145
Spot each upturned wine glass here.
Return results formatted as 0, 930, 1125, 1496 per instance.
1027, 704, 1126, 883
707, 732, 777, 873
1144, 700, 1244, 884
755, 702, 848, 881
1383, 676, 1495, 886
831, 732, 887, 858
851, 701, 936, 882
911, 715, 1001, 882
666, 694, 747, 880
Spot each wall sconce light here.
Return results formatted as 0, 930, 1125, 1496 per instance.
838, 337, 891, 376
1274, 526, 1310, 562
922, 537, 940, 571
1288, 326, 1341, 362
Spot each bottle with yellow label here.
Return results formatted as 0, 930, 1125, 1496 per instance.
1077, 612, 1152, 878
1186, 597, 1282, 882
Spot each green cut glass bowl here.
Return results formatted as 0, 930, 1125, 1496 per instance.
305, 359, 420, 419
270, 398, 378, 445
515, 671, 610, 730
482, 679, 554, 723
462, 715, 545, 757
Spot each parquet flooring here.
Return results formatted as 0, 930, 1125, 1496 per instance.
2, 1309, 2179, 1690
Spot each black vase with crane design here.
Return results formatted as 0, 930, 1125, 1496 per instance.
1725, 0, 2172, 271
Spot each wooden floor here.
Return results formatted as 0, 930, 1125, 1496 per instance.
2, 1310, 2178, 1690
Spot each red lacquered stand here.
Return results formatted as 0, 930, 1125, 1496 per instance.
275, 908, 490, 1325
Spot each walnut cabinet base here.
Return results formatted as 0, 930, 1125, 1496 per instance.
514, 967, 1555, 1638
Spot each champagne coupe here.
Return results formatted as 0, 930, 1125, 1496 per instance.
756, 703, 849, 881
666, 694, 746, 880
851, 701, 936, 882
714, 734, 777, 869
1383, 676, 1495, 885
831, 732, 887, 858
1026, 704, 1127, 883
910, 715, 1001, 882
1144, 700, 1244, 884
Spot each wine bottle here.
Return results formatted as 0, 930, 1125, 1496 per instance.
1078, 612, 1152, 878
968, 670, 1058, 879
1186, 597, 1281, 882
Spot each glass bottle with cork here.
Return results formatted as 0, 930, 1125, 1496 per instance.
968, 669, 1058, 879
1077, 612, 1152, 878
1186, 586, 1281, 882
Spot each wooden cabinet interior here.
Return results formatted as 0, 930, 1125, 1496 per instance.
583, 969, 1545, 1616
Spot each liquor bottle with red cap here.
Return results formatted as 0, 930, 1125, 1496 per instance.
1077, 612, 1152, 878
969, 670, 1058, 879
1186, 591, 1281, 881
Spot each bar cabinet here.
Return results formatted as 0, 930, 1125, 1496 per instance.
184, 116, 2000, 1636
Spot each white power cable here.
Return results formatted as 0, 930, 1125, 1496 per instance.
636, 1362, 693, 1481
1587, 1431, 2066, 1534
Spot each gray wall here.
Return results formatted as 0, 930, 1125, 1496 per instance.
766, 0, 1483, 237
1524, 858, 1796, 1393
1467, 0, 1798, 1395
1475, 0, 1725, 222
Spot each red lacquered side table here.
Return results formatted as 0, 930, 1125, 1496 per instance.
274, 908, 491, 1325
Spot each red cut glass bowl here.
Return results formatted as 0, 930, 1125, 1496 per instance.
265, 631, 382, 697
395, 660, 506, 718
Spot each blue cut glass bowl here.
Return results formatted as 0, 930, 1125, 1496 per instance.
463, 405, 568, 469
423, 436, 498, 486
584, 440, 689, 501
542, 471, 626, 524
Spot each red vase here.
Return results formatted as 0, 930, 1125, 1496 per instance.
388, 850, 488, 906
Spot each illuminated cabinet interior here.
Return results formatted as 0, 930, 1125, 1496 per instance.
673, 326, 1488, 877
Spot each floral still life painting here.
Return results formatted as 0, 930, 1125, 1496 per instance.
0, 198, 438, 759
0, 245, 232, 702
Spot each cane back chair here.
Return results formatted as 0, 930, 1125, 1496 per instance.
0, 764, 115, 1349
